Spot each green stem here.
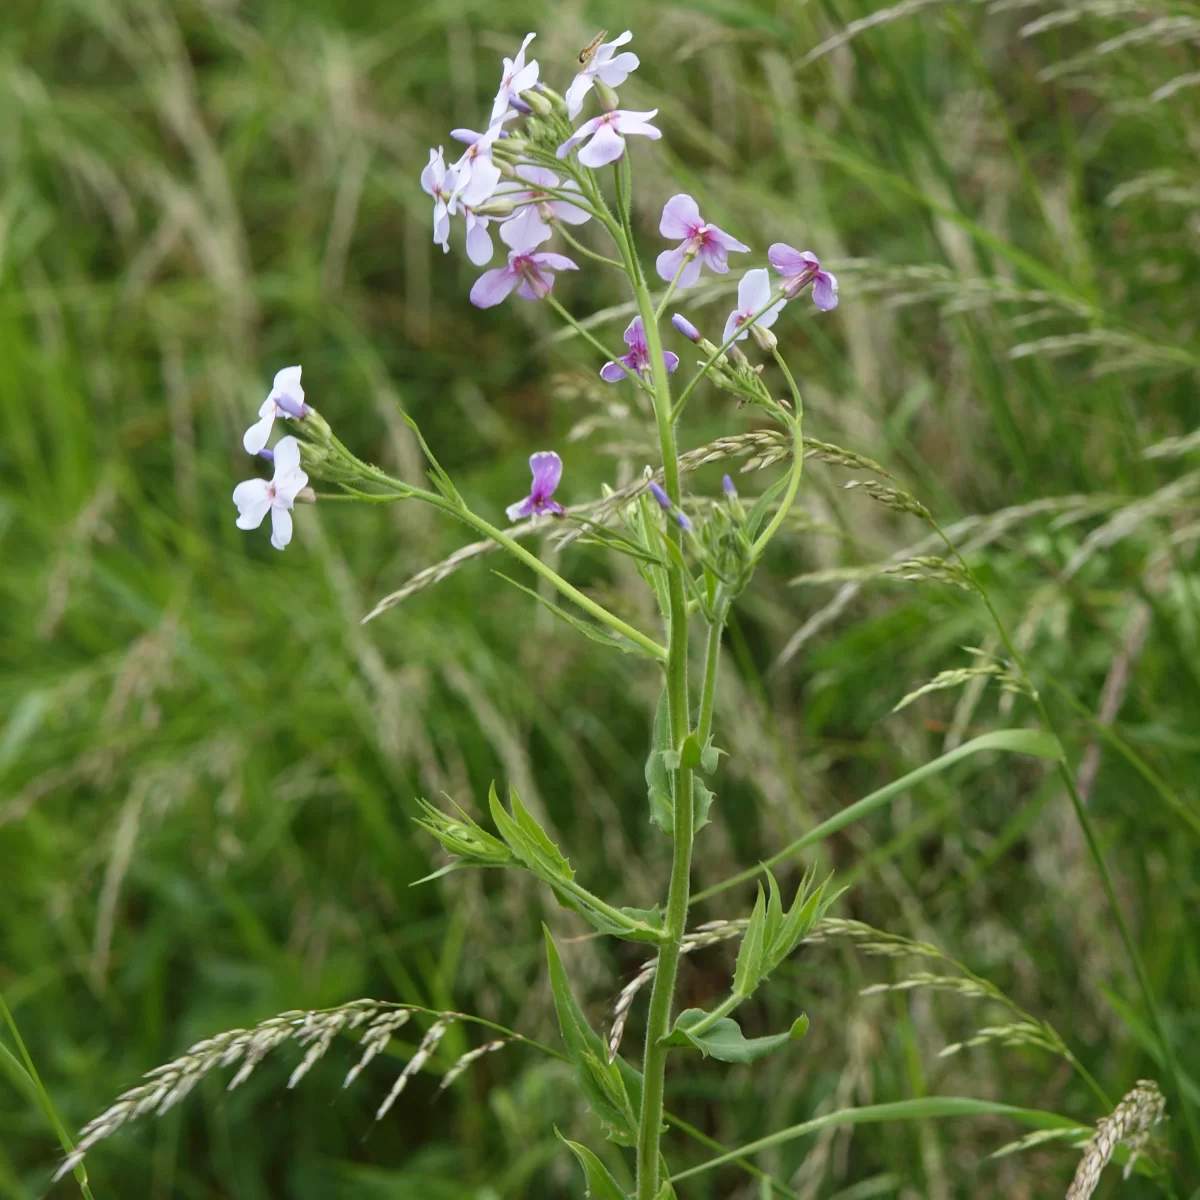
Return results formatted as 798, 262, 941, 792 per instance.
654, 255, 690, 322
750, 351, 806, 557
679, 992, 740, 1038
607, 153, 695, 1200
670, 290, 789, 423
552, 222, 625, 269
545, 294, 651, 392
0, 989, 96, 1199
932, 518, 1200, 1169
697, 599, 726, 746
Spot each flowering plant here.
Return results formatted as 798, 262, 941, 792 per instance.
56, 24, 1173, 1200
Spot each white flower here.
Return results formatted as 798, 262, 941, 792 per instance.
564, 31, 640, 119
232, 436, 308, 551
243, 366, 307, 455
490, 33, 538, 123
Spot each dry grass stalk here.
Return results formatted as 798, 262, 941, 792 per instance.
55, 1000, 516, 1180
1065, 1080, 1166, 1200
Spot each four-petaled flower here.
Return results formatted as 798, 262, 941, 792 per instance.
722, 268, 786, 344
498, 165, 591, 249
556, 109, 661, 169
656, 194, 750, 289
469, 220, 578, 308
491, 33, 539, 123
420, 148, 457, 255
601, 316, 679, 383
565, 31, 640, 119
232, 436, 309, 551
768, 243, 838, 311
243, 365, 308, 455
449, 119, 511, 209
506, 451, 565, 521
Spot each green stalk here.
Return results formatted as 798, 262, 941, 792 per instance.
697, 597, 727, 746
750, 349, 806, 557
545, 295, 651, 392
0, 989, 96, 1199
606, 154, 695, 1200
677, 992, 740, 1039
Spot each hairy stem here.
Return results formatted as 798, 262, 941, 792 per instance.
608, 154, 695, 1200
751, 350, 806, 557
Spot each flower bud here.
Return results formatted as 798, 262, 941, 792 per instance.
594, 79, 620, 112
521, 88, 552, 116
722, 474, 737, 498
303, 407, 334, 445
648, 481, 671, 511
475, 196, 515, 218
672, 313, 701, 343
257, 447, 275, 463
751, 323, 778, 352
509, 95, 535, 115
274, 392, 309, 420
297, 487, 317, 505
675, 510, 692, 532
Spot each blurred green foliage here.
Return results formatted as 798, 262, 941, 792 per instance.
2, 0, 1199, 1195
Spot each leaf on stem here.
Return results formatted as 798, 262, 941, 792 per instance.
665, 1008, 808, 1064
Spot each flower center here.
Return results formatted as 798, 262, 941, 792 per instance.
266, 482, 278, 501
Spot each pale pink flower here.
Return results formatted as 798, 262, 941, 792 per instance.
420, 148, 457, 255
656, 194, 750, 288
498, 165, 590, 248
469, 220, 578, 308
232, 436, 308, 551
556, 109, 661, 169
490, 33, 539, 122
722, 269, 785, 344
768, 243, 839, 310
242, 365, 308, 455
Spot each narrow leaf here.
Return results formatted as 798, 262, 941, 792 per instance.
557, 1131, 629, 1199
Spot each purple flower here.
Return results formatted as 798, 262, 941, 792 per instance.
232, 436, 309, 550
600, 317, 679, 383
243, 365, 308, 455
491, 33, 539, 123
506, 451, 565, 521
671, 313, 702, 343
675, 510, 692, 532
768, 243, 839, 311
498, 165, 591, 248
648, 480, 671, 510
655, 194, 750, 289
461, 205, 495, 266
556, 109, 661, 169
420, 148, 458, 255
722, 474, 737, 497
469, 220, 578, 308
565, 31, 640, 119
722, 268, 786, 345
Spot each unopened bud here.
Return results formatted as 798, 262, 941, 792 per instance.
594, 79, 620, 112
475, 196, 515, 218
297, 487, 317, 504
509, 95, 535, 115
751, 324, 778, 352
304, 407, 333, 444
648, 481, 671, 511
672, 313, 701, 343
521, 88, 552, 116
275, 392, 308, 420
257, 447, 275, 463
675, 510, 692, 532
722, 474, 737, 498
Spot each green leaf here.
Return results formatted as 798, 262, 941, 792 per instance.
399, 409, 465, 506
699, 738, 726, 775
733, 885, 767, 998
666, 1008, 808, 1064
556, 1131, 629, 1199
543, 927, 636, 1142
488, 784, 574, 886
679, 732, 704, 770
493, 571, 649, 656
695, 729, 1063, 902
691, 776, 716, 833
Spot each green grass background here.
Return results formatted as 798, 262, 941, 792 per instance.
2, 0, 1199, 1195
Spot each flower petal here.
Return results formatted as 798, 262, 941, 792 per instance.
550, 183, 591, 225
768, 242, 817, 278
530, 252, 578, 272
516, 274, 550, 301
242, 411, 275, 455
419, 147, 445, 196
458, 158, 501, 208
500, 206, 552, 251
660, 193, 701, 239
662, 350, 680, 373
510, 61, 539, 95
505, 495, 535, 521
578, 124, 626, 168
233, 478, 271, 529
600, 359, 629, 383
272, 435, 303, 476
655, 244, 687, 284
722, 309, 745, 344
470, 265, 521, 308
812, 270, 839, 311
596, 51, 639, 86
738, 267, 773, 314
529, 450, 562, 497
564, 73, 593, 119
706, 224, 751, 254
623, 316, 647, 352
677, 257, 703, 289
269, 505, 293, 551
556, 116, 600, 159
464, 216, 495, 265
